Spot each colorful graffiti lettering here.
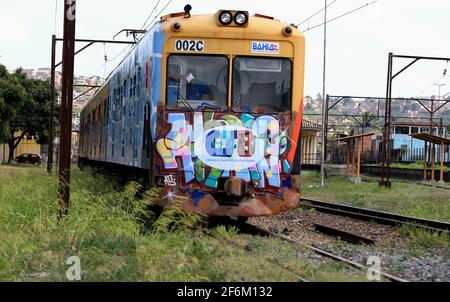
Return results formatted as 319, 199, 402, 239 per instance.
164, 175, 177, 187
156, 112, 292, 190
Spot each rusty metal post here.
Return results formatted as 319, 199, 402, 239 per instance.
346, 141, 350, 177
320, 0, 328, 187
385, 53, 393, 187
351, 139, 355, 177
440, 142, 445, 183
324, 95, 329, 163
424, 141, 428, 181
58, 0, 76, 220
430, 99, 434, 135
357, 137, 362, 178
380, 53, 392, 187
431, 143, 436, 182
47, 35, 56, 175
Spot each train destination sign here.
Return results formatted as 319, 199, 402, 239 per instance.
175, 40, 205, 52
251, 41, 280, 55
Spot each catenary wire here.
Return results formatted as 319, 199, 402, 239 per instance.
302, 0, 379, 33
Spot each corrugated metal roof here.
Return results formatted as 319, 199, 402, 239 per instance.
391, 120, 448, 127
410, 133, 450, 145
302, 119, 321, 130
334, 132, 376, 141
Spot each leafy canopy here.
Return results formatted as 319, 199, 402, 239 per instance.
0, 64, 52, 144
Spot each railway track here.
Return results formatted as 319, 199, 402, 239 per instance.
222, 218, 408, 282
301, 198, 450, 235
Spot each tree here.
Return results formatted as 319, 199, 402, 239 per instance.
0, 65, 51, 162
316, 93, 323, 101
361, 111, 375, 128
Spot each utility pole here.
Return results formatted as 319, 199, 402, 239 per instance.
433, 83, 445, 136
435, 83, 445, 100
48, 35, 56, 174
58, 0, 76, 220
320, 0, 328, 187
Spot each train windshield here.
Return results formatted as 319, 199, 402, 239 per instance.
232, 57, 292, 113
166, 55, 229, 110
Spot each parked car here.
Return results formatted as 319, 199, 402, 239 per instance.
14, 153, 42, 165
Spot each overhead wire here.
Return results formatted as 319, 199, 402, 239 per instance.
140, 0, 163, 30
414, 61, 450, 98
94, 0, 174, 79
302, 0, 379, 33
414, 75, 446, 98
296, 0, 338, 27
144, 0, 174, 33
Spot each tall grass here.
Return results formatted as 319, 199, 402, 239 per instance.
0, 167, 230, 281
0, 167, 372, 282
0, 168, 147, 280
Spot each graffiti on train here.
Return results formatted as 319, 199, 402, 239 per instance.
156, 112, 293, 189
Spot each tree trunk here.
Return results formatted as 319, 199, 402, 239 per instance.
7, 131, 25, 163
7, 141, 14, 163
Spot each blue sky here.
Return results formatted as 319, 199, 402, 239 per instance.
1, 0, 449, 98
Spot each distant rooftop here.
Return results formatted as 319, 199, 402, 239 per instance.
302, 119, 321, 130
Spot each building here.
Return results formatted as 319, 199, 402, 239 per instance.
391, 120, 449, 162
301, 119, 321, 165
35, 68, 52, 81
21, 69, 34, 79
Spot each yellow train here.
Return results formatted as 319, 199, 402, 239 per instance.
80, 7, 305, 218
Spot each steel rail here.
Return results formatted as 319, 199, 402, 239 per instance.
217, 219, 310, 282
313, 223, 375, 245
240, 222, 408, 283
301, 198, 450, 234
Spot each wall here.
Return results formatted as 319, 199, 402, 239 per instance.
0, 134, 41, 164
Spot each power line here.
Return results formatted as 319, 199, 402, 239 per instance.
415, 75, 446, 98
140, 0, 163, 31
303, 0, 379, 33
144, 0, 174, 32
95, 0, 173, 79
414, 61, 450, 97
95, 44, 132, 78
297, 0, 337, 27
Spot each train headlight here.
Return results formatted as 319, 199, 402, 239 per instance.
219, 11, 233, 25
234, 11, 248, 26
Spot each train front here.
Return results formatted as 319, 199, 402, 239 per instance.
154, 10, 305, 217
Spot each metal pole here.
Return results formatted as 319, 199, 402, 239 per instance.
324, 95, 329, 162
48, 35, 56, 175
430, 99, 434, 135
320, 0, 327, 187
380, 53, 392, 186
386, 53, 393, 186
58, 0, 76, 220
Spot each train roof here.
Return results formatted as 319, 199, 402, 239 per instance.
159, 12, 304, 40
82, 11, 305, 114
